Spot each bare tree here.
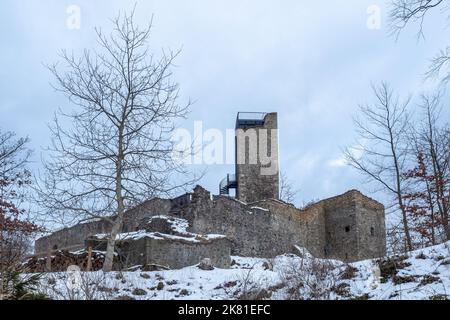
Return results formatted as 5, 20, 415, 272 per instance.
344, 83, 414, 251
37, 10, 198, 272
388, 0, 450, 247
390, 1, 450, 84
0, 130, 41, 299
279, 171, 299, 205
404, 134, 439, 246
389, 0, 447, 38
407, 94, 450, 242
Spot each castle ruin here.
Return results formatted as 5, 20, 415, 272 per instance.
35, 112, 386, 270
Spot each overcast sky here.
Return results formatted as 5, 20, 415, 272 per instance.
1, 0, 449, 209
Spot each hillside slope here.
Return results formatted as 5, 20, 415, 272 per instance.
35, 242, 450, 300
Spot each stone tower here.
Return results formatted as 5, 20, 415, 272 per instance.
234, 112, 279, 203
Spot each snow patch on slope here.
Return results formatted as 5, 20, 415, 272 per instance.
34, 241, 450, 300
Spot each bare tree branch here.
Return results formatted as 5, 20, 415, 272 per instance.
279, 171, 299, 205
389, 0, 447, 39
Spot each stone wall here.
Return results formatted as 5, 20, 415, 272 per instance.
252, 199, 327, 258
189, 187, 386, 262
34, 198, 172, 255
303, 190, 386, 262
35, 186, 386, 264
323, 198, 359, 262
35, 219, 111, 255
91, 235, 231, 270
189, 187, 269, 256
354, 193, 386, 261
144, 237, 231, 269
189, 187, 320, 258
122, 198, 172, 232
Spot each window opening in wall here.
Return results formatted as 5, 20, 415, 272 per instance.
371, 227, 375, 236
345, 226, 350, 233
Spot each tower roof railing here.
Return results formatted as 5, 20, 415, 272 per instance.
236, 112, 267, 129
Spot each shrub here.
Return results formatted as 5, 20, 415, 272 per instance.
429, 294, 448, 300
0, 272, 48, 300
415, 252, 427, 260
339, 265, 358, 280
420, 275, 440, 286
156, 281, 165, 290
378, 256, 411, 281
392, 275, 416, 285
278, 256, 337, 300
351, 293, 370, 300
132, 288, 147, 296
179, 289, 190, 297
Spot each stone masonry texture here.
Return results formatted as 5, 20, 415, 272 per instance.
236, 113, 279, 203
35, 185, 386, 265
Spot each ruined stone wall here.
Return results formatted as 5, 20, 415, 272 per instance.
122, 198, 172, 232
189, 188, 269, 256
35, 186, 386, 264
304, 190, 386, 262
354, 193, 386, 260
189, 187, 319, 258
236, 113, 279, 203
35, 219, 111, 255
34, 198, 172, 255
112, 235, 231, 270
323, 198, 359, 262
144, 237, 231, 269
189, 187, 385, 262
251, 199, 326, 258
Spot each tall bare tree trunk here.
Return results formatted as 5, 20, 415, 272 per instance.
390, 127, 413, 250
103, 217, 122, 272
103, 123, 125, 272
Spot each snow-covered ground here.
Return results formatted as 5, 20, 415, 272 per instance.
34, 242, 450, 300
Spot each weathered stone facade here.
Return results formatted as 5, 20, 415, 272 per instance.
188, 186, 386, 261
35, 185, 386, 265
35, 198, 172, 255
235, 112, 279, 203
121, 236, 231, 270
34, 218, 111, 254
86, 231, 231, 270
